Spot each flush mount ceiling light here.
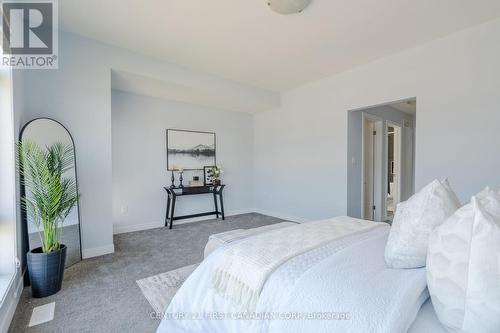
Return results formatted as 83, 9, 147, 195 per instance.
267, 0, 312, 15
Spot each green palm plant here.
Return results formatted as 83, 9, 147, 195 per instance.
18, 141, 80, 253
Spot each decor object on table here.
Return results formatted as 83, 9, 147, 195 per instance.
166, 129, 216, 170
204, 165, 223, 186
18, 140, 80, 298
178, 167, 184, 188
190, 176, 202, 187
169, 170, 175, 188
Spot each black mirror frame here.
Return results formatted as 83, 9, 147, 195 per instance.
19, 117, 83, 284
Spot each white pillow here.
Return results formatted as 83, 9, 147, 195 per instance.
427, 188, 500, 332
384, 179, 460, 268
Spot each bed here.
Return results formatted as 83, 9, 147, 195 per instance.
156, 217, 447, 333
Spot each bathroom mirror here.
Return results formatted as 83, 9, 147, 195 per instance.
20, 118, 82, 267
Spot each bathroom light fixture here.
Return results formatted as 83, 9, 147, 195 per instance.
267, 0, 312, 15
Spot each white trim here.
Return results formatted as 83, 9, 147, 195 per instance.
361, 113, 384, 221
0, 271, 23, 333
348, 96, 417, 113
82, 244, 115, 259
385, 121, 403, 220
112, 209, 256, 234
360, 114, 366, 218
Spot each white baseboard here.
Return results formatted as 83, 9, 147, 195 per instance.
252, 209, 309, 223
82, 243, 115, 259
0, 270, 23, 333
112, 209, 255, 235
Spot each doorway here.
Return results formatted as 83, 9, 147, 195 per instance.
347, 98, 416, 222
386, 123, 402, 221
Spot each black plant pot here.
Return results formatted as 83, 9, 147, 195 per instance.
27, 244, 67, 298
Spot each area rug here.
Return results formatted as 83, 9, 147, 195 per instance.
136, 264, 198, 314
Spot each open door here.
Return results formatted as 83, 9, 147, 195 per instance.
362, 114, 383, 221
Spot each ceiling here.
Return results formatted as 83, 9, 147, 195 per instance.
61, 0, 500, 92
391, 99, 416, 115
110, 70, 278, 113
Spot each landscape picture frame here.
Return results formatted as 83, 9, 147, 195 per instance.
166, 129, 216, 171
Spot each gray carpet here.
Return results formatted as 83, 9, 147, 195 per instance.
9, 213, 285, 333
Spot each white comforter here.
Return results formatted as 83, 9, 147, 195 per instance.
157, 220, 428, 333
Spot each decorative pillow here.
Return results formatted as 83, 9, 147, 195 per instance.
384, 179, 461, 268
427, 188, 500, 332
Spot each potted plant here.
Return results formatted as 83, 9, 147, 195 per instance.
208, 166, 223, 185
18, 141, 80, 298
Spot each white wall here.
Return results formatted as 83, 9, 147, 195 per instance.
16, 18, 500, 253
254, 18, 500, 221
18, 34, 114, 258
111, 91, 254, 233
17, 31, 277, 257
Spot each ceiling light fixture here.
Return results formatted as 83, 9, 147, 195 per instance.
267, 0, 312, 15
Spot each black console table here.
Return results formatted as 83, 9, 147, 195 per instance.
163, 185, 225, 229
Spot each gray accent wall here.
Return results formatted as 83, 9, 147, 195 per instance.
111, 91, 254, 233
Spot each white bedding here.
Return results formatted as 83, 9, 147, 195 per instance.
408, 299, 448, 333
213, 217, 381, 311
157, 219, 429, 333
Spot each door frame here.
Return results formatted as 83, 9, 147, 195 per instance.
385, 121, 402, 221
361, 113, 383, 221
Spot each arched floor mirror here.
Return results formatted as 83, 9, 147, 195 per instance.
20, 118, 82, 267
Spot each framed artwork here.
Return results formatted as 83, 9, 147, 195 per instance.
203, 166, 216, 186
166, 129, 216, 170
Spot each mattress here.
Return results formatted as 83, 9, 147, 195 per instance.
157, 221, 429, 333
